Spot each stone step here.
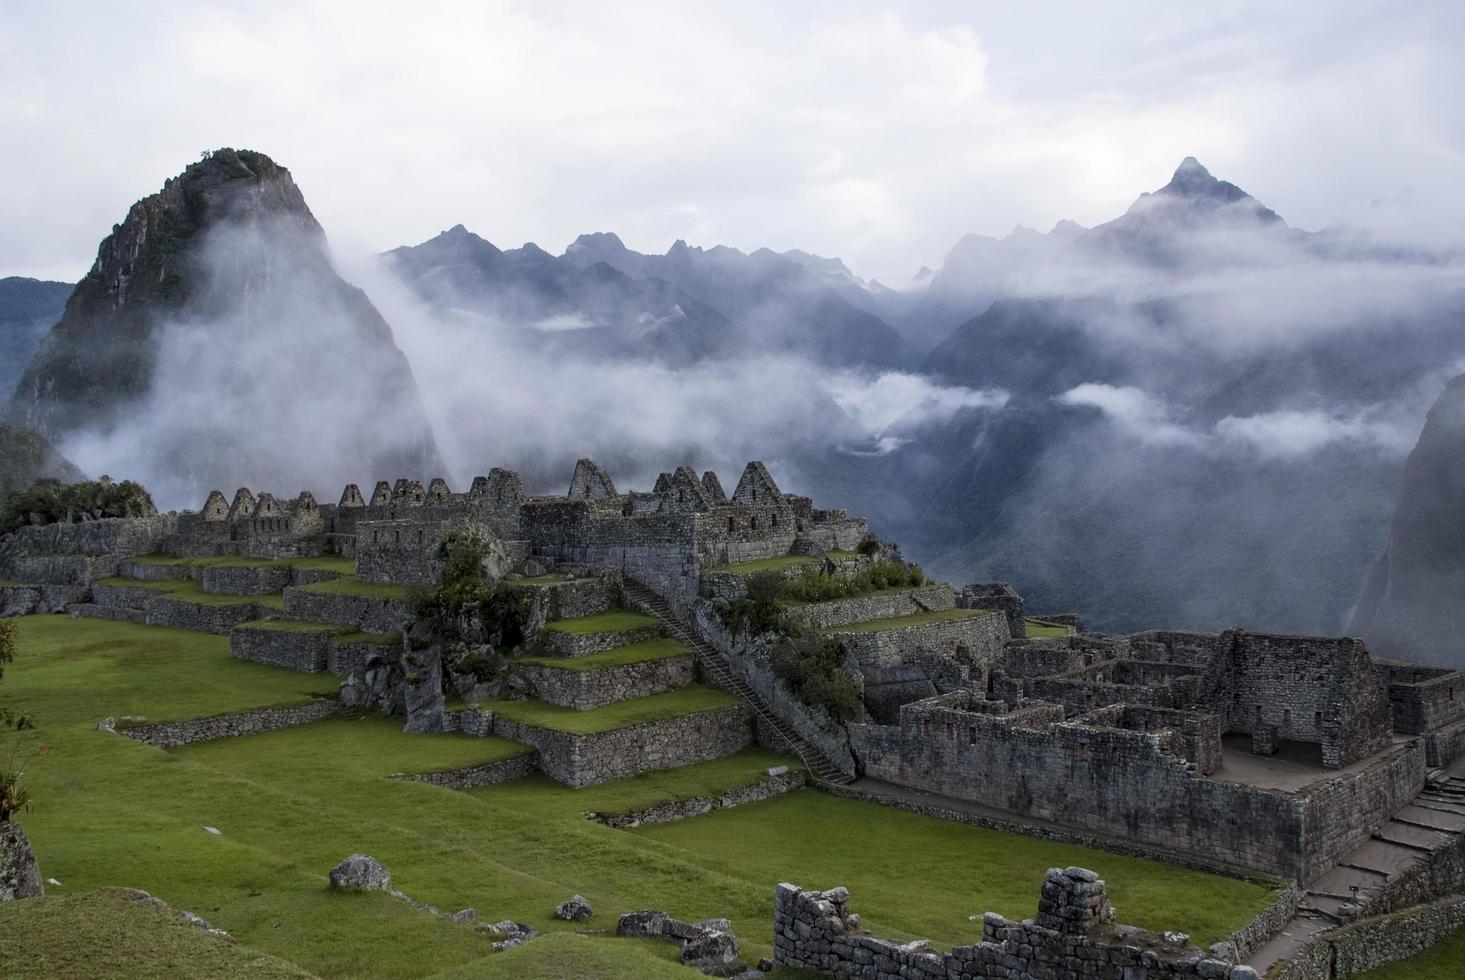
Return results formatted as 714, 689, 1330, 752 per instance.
626, 582, 852, 785
1346, 838, 1426, 877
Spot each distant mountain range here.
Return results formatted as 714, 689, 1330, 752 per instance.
4, 149, 1462, 643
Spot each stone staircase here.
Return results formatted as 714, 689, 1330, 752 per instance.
1247, 769, 1465, 974
624, 581, 853, 786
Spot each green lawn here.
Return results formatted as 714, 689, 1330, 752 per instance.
482, 685, 738, 734
824, 607, 993, 634
825, 550, 859, 561
708, 555, 821, 575
542, 611, 659, 636
130, 554, 357, 575
1025, 619, 1072, 639
635, 792, 1276, 947
295, 577, 416, 600
516, 638, 690, 672
1, 614, 1278, 977
235, 619, 357, 636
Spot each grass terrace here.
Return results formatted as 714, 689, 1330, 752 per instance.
708, 554, 822, 575
129, 554, 357, 575
3, 614, 1281, 976
516, 638, 691, 672
234, 618, 357, 636
294, 576, 415, 600
96, 577, 286, 609
1025, 619, 1072, 639
824, 607, 994, 635
328, 630, 402, 647
482, 684, 738, 734
542, 610, 659, 635
825, 550, 860, 560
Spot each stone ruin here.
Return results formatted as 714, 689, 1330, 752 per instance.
774, 871, 1260, 979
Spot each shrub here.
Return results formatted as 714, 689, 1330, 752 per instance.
414, 526, 531, 655
0, 475, 157, 536
717, 571, 786, 637
1, 737, 48, 823
771, 637, 861, 724
856, 534, 881, 557
781, 561, 924, 603
0, 619, 26, 732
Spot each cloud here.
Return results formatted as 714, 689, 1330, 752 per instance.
1057, 383, 1422, 458
1056, 383, 1199, 448
532, 313, 596, 332
1215, 409, 1413, 458
828, 371, 1007, 435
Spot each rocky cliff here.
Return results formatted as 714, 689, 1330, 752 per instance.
8, 149, 440, 502
1352, 373, 1465, 666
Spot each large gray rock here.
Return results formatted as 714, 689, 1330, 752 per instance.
328, 854, 391, 892
0, 822, 43, 901
401, 647, 446, 734
555, 894, 594, 921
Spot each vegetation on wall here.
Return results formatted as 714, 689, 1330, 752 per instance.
770, 635, 861, 724
413, 526, 532, 678
781, 560, 925, 603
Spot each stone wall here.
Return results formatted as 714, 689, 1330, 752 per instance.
1298, 741, 1425, 884
1215, 633, 1394, 770
517, 655, 694, 710
834, 612, 1008, 676
521, 573, 618, 628
146, 596, 271, 635
540, 623, 664, 658
1375, 659, 1465, 735
690, 598, 858, 778
117, 698, 338, 747
4, 553, 120, 585
328, 635, 402, 676
201, 563, 293, 595
588, 769, 806, 828
773, 872, 1258, 980
230, 625, 344, 672
282, 587, 415, 633
395, 752, 538, 790
958, 582, 1025, 637
491, 703, 752, 787
784, 586, 955, 632
1276, 893, 1465, 980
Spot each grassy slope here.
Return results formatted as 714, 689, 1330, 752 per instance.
1024, 620, 1071, 639
543, 611, 659, 635
516, 638, 691, 672
0, 888, 314, 979
483, 685, 738, 734
824, 607, 993, 634
3, 615, 1278, 977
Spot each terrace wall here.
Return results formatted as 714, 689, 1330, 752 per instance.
117, 698, 338, 748
490, 703, 752, 787
783, 586, 955, 632
517, 655, 694, 710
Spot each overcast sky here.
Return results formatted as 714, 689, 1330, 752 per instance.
4, 0, 1462, 284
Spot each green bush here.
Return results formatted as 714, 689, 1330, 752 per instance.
771, 636, 861, 724
414, 527, 531, 656
781, 561, 925, 603
0, 476, 156, 536
856, 534, 881, 557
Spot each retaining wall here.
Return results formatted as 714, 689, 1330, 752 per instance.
491, 703, 752, 787
282, 587, 415, 633
540, 624, 664, 658
784, 586, 955, 632
588, 769, 805, 827
117, 698, 338, 747
395, 752, 538, 790
518, 655, 694, 710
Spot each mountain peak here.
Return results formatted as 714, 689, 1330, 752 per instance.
566, 231, 627, 256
